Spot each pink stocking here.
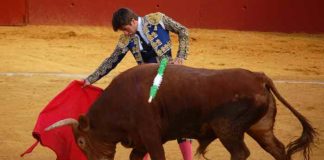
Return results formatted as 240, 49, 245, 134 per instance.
143, 153, 149, 160
179, 139, 193, 160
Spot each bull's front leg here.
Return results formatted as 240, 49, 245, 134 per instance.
142, 143, 165, 160
129, 137, 165, 160
133, 109, 166, 160
139, 131, 166, 160
129, 148, 147, 160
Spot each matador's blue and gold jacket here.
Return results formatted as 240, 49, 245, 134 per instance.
86, 12, 189, 84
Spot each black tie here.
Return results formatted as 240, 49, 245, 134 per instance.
136, 31, 152, 52
136, 31, 147, 44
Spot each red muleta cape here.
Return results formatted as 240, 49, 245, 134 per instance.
21, 80, 103, 160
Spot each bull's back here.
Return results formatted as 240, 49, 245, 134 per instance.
111, 64, 268, 109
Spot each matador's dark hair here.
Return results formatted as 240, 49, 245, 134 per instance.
112, 8, 138, 31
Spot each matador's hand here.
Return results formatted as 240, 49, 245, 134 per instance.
173, 57, 185, 65
81, 79, 91, 88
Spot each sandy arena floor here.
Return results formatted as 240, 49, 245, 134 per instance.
0, 25, 324, 160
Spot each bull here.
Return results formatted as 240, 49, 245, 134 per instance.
46, 64, 316, 160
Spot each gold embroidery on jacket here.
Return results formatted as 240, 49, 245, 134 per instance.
146, 12, 163, 26
151, 39, 162, 50
160, 41, 171, 53
117, 34, 130, 48
130, 36, 143, 63
131, 36, 140, 53
146, 31, 158, 42
162, 14, 189, 59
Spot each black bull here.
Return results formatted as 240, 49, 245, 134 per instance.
46, 64, 316, 160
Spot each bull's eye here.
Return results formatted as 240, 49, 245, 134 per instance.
77, 137, 86, 148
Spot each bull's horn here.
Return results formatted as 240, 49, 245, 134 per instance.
45, 118, 79, 131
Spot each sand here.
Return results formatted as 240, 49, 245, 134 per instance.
0, 25, 323, 160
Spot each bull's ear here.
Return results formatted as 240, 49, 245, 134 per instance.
78, 115, 90, 131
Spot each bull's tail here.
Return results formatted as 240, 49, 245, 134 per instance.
264, 75, 317, 160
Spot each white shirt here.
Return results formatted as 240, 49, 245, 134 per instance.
137, 17, 149, 46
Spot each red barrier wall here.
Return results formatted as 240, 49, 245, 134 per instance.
2, 0, 324, 33
0, 0, 27, 25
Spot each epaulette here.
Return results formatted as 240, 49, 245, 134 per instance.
117, 34, 130, 48
145, 12, 164, 25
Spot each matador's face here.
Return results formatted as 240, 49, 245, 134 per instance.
120, 19, 138, 36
